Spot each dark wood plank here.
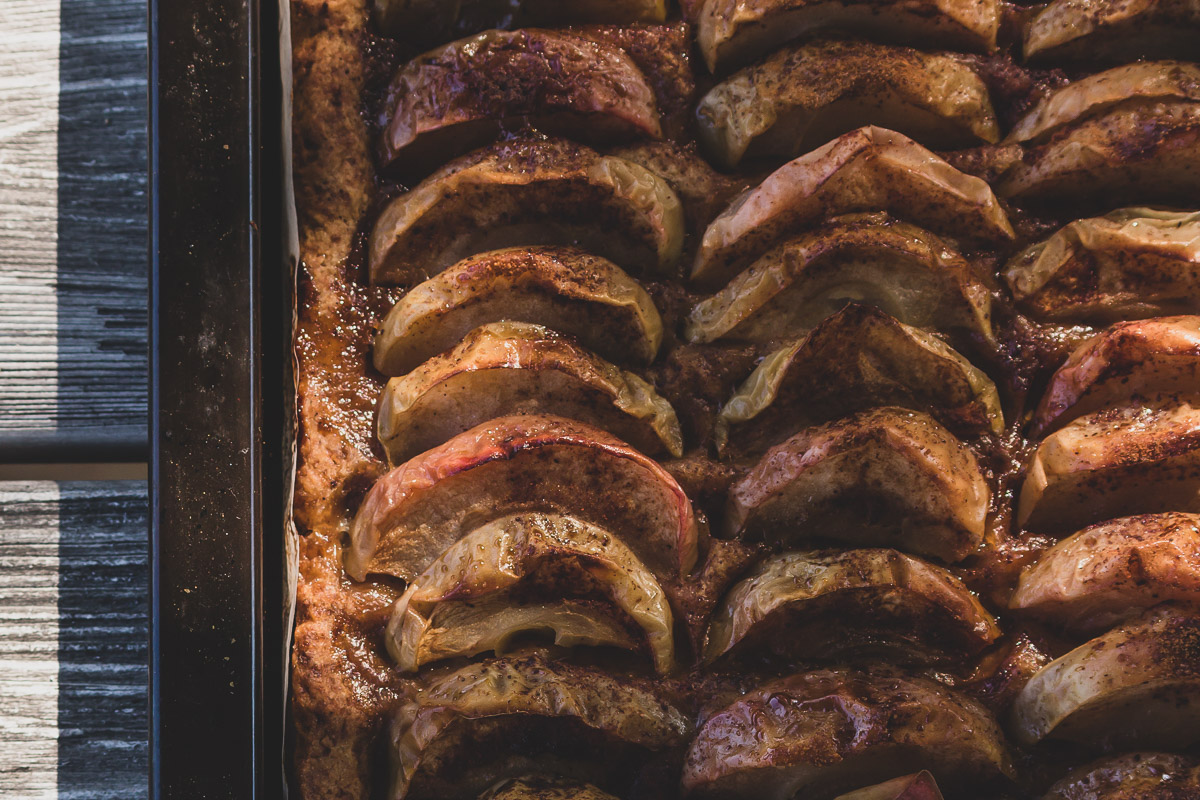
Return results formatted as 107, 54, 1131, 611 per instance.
0, 481, 148, 798
0, 0, 147, 461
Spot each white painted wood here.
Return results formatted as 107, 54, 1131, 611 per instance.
0, 2, 60, 444
0, 480, 148, 798
0, 482, 59, 798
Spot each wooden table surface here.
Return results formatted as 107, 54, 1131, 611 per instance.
1, 0, 149, 795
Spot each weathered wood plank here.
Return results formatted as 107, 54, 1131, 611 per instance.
0, 481, 148, 798
0, 0, 148, 461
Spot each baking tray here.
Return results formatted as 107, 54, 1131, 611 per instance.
149, 0, 292, 795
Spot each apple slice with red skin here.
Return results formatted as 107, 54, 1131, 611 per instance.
681, 667, 1012, 799
1041, 752, 1200, 800
695, 0, 999, 74
704, 548, 1001, 667
998, 101, 1200, 207
1018, 397, 1200, 534
373, 0, 669, 45
711, 304, 1002, 456
835, 772, 944, 800
375, 1, 669, 39
697, 38, 999, 168
386, 512, 675, 674
377, 322, 683, 464
370, 138, 684, 286
688, 214, 995, 345
1011, 605, 1200, 750
1010, 512, 1200, 632
1005, 209, 1200, 325
1023, 0, 1200, 64
347, 415, 699, 584
1032, 316, 1200, 436
373, 246, 663, 376
391, 655, 691, 800
726, 407, 990, 563
691, 126, 1013, 286
380, 29, 661, 175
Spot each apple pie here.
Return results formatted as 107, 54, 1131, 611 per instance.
289, 2, 1200, 798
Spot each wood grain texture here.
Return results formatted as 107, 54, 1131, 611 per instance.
0, 2, 62, 459
0, 0, 147, 461
0, 481, 148, 798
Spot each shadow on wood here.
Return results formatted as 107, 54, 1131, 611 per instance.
55, 481, 148, 798
47, 0, 148, 464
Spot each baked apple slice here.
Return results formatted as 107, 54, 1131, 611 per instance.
374, 1, 670, 41
836, 773, 944, 800
373, 247, 662, 375
391, 655, 691, 800
713, 305, 1002, 454
726, 407, 989, 563
681, 668, 1012, 797
1007, 62, 1200, 145
1023, 0, 1200, 64
688, 215, 993, 345
695, 0, 999, 74
998, 101, 1200, 205
380, 29, 660, 173
347, 415, 699, 583
387, 512, 674, 674
1010, 513, 1200, 632
691, 127, 1014, 286
394, 595, 642, 669
697, 39, 999, 168
1011, 605, 1200, 749
370, 139, 684, 286
704, 548, 1001, 665
1041, 752, 1200, 800
377, 322, 683, 463
1032, 316, 1200, 436
1018, 398, 1200, 533
479, 776, 620, 800
1004, 209, 1200, 325
519, 0, 667, 23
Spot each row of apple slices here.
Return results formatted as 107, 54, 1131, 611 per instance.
692, 527, 1200, 798
368, 127, 1010, 291
372, 0, 1197, 84
371, 20, 1200, 210
370, 88, 1198, 314
719, 311, 1200, 540
374, 21, 1006, 179
388, 652, 1010, 799
1018, 315, 1200, 534
376, 26, 687, 180
373, 0, 670, 42
372, 19, 1200, 211
480, 775, 949, 800
482, 773, 949, 800
368, 132, 1008, 371
689, 0, 1198, 73
354, 410, 999, 667
691, 198, 1200, 343
1000, 319, 1200, 771
390, 541, 1199, 798
999, 63, 1200, 321
690, 61, 1200, 271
